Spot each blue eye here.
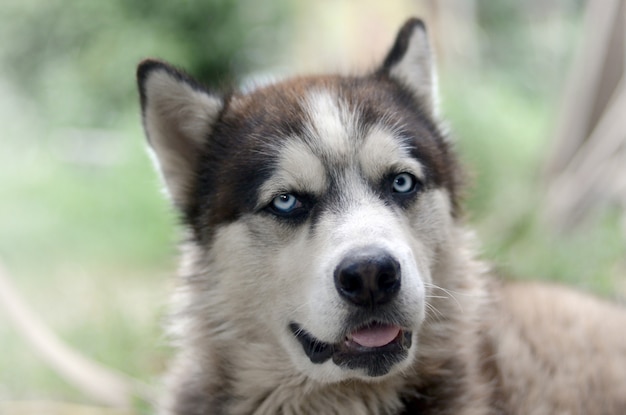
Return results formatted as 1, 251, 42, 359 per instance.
392, 173, 417, 193
271, 194, 300, 214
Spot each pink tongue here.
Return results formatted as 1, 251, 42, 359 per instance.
349, 325, 401, 348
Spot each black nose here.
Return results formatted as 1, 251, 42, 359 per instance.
334, 248, 401, 308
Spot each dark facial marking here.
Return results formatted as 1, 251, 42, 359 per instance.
288, 322, 413, 377
184, 72, 461, 243
380, 18, 427, 71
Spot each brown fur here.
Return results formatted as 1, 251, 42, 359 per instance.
138, 18, 626, 415
492, 281, 626, 414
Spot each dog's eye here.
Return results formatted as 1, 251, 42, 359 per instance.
270, 194, 301, 214
392, 173, 418, 194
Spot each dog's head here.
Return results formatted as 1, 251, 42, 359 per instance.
138, 19, 461, 383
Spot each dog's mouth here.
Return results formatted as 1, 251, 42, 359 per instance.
289, 321, 413, 377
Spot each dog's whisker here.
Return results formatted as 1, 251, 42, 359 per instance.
424, 282, 476, 297
425, 294, 450, 299
424, 283, 465, 312
424, 302, 445, 322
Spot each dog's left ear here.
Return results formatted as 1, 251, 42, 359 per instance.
380, 18, 439, 117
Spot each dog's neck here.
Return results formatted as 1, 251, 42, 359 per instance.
217, 344, 408, 415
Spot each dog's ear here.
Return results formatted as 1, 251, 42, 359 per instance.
380, 18, 439, 117
137, 60, 223, 209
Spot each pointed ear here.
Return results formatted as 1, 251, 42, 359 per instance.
137, 59, 223, 209
380, 18, 439, 117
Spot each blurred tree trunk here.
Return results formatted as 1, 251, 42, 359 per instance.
423, 0, 478, 69
543, 0, 626, 234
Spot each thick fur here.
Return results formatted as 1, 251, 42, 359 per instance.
137, 18, 626, 415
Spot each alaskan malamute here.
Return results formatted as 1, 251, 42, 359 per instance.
137, 18, 626, 415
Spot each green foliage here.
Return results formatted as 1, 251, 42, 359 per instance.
0, 0, 291, 403
0, 112, 173, 402
475, 1, 584, 98
441, 70, 625, 296
1, 0, 289, 127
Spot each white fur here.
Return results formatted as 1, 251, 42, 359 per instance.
359, 125, 425, 182
142, 69, 222, 207
258, 139, 328, 207
388, 25, 440, 118
242, 96, 435, 383
302, 90, 357, 159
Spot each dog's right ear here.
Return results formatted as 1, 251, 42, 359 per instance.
380, 18, 439, 118
137, 60, 223, 210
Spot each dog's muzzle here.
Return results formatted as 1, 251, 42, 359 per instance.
290, 247, 413, 377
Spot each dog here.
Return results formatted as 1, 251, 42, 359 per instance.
137, 18, 626, 415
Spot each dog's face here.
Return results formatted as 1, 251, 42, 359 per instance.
138, 19, 460, 383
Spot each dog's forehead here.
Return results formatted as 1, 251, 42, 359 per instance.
270, 90, 421, 193
229, 78, 424, 188
300, 88, 360, 161
227, 75, 400, 147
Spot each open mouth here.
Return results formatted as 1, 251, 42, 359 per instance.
289, 321, 412, 377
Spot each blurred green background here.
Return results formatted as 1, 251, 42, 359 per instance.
0, 0, 624, 412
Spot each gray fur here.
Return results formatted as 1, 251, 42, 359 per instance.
137, 18, 626, 415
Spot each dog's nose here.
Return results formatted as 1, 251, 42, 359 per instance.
334, 249, 401, 308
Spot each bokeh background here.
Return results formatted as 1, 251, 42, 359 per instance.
1, 0, 625, 413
